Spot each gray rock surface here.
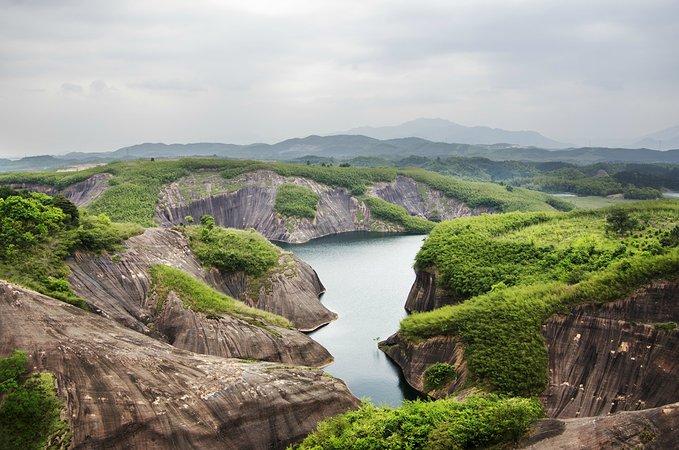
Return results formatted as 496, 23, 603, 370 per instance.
67, 227, 335, 366
155, 170, 478, 243
541, 279, 679, 418
0, 280, 359, 449
520, 402, 679, 449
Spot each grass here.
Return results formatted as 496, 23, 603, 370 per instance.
362, 196, 435, 234
295, 395, 543, 450
184, 224, 280, 277
401, 201, 679, 396
149, 264, 291, 328
0, 350, 71, 450
563, 195, 636, 210
274, 184, 319, 219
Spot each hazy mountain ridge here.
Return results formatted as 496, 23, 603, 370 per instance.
344, 118, 569, 148
2, 134, 679, 173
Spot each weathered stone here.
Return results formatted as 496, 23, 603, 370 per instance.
8, 172, 112, 206
0, 280, 360, 449
67, 228, 334, 366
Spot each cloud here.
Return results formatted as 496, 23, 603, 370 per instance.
1, 0, 678, 155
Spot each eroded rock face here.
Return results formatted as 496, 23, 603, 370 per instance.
379, 333, 467, 397
7, 173, 112, 206
155, 170, 479, 243
520, 402, 679, 449
542, 279, 679, 418
369, 175, 490, 221
67, 227, 335, 366
404, 268, 456, 313
0, 281, 360, 449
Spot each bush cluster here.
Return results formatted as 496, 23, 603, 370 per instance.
0, 350, 71, 450
362, 196, 435, 234
185, 219, 280, 277
423, 363, 457, 392
296, 395, 543, 450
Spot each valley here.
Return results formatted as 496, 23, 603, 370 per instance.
0, 158, 677, 449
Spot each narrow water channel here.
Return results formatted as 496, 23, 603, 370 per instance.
282, 232, 426, 406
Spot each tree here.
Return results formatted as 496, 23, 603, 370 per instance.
0, 194, 66, 258
605, 208, 638, 236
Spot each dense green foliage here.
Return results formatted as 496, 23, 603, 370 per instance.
0, 350, 71, 450
296, 395, 543, 450
362, 196, 435, 233
149, 265, 291, 328
423, 363, 457, 392
403, 201, 679, 395
623, 185, 663, 200
545, 196, 575, 211
185, 220, 280, 277
0, 191, 141, 307
398, 168, 555, 212
274, 184, 320, 219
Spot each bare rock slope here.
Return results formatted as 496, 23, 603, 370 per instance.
156, 171, 484, 243
68, 227, 335, 366
0, 280, 359, 449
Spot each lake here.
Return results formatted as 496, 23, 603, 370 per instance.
282, 232, 426, 406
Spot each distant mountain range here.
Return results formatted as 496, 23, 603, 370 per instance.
344, 118, 569, 148
2, 133, 679, 173
631, 125, 679, 150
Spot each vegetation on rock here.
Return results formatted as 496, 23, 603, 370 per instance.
149, 264, 291, 328
362, 196, 435, 234
0, 190, 141, 307
401, 201, 679, 396
275, 184, 319, 219
296, 395, 543, 450
0, 350, 71, 450
185, 218, 280, 277
423, 363, 457, 392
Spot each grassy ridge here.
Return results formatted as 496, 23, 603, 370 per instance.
274, 184, 319, 219
149, 264, 291, 328
0, 158, 561, 227
296, 395, 543, 450
401, 201, 679, 396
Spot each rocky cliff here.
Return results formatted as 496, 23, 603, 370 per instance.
155, 170, 480, 243
542, 279, 679, 418
520, 401, 679, 449
67, 227, 335, 366
382, 279, 679, 418
0, 280, 359, 449
8, 172, 112, 206
403, 268, 456, 313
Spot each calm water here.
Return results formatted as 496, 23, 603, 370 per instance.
281, 232, 426, 406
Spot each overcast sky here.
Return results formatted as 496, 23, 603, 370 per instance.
1, 0, 678, 156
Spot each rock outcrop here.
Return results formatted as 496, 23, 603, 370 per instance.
542, 279, 679, 418
7, 172, 112, 206
67, 227, 335, 366
369, 175, 490, 221
520, 401, 679, 449
155, 170, 480, 243
383, 278, 679, 417
379, 333, 467, 396
404, 268, 456, 313
0, 280, 359, 449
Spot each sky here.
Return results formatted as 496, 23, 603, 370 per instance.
1, 0, 678, 156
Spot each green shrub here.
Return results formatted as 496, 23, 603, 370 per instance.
296, 395, 543, 450
623, 186, 663, 200
605, 208, 639, 236
75, 214, 143, 252
185, 223, 280, 277
275, 184, 319, 219
654, 322, 677, 331
149, 265, 291, 328
0, 350, 71, 450
423, 363, 457, 391
362, 196, 435, 233
546, 196, 574, 212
